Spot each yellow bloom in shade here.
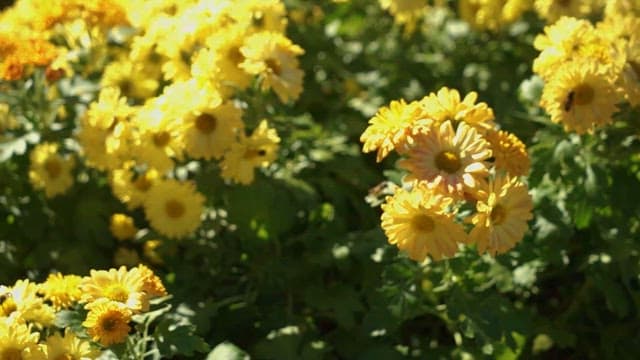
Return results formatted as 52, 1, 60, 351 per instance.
398, 121, 491, 198
360, 99, 425, 162
469, 175, 533, 255
80, 266, 147, 313
419, 87, 495, 133
534, 0, 597, 23
83, 299, 132, 347
459, 0, 530, 31
45, 329, 99, 360
136, 264, 168, 298
485, 129, 530, 177
379, 0, 427, 34
110, 164, 160, 210
381, 185, 468, 261
240, 31, 305, 103
617, 38, 640, 107
221, 120, 280, 185
540, 62, 620, 134
38, 273, 82, 310
28, 143, 75, 198
183, 101, 244, 160
143, 239, 164, 265
110, 213, 138, 241
143, 179, 205, 239
114, 247, 141, 267
0, 321, 45, 360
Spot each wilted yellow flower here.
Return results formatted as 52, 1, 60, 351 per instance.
110, 213, 138, 241
399, 121, 491, 198
469, 175, 533, 255
28, 143, 75, 198
221, 120, 280, 185
240, 31, 305, 103
144, 179, 205, 239
381, 185, 467, 261
83, 299, 132, 347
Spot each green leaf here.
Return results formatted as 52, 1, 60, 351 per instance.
154, 319, 209, 357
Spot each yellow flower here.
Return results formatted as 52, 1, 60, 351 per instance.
200, 24, 253, 94
132, 102, 185, 173
379, 0, 428, 34
469, 175, 533, 255
0, 321, 45, 360
229, 0, 288, 34
221, 120, 280, 185
240, 31, 305, 103
540, 61, 620, 134
143, 179, 205, 239
360, 99, 425, 162
183, 101, 245, 160
0, 102, 19, 133
398, 121, 491, 198
136, 264, 168, 298
109, 164, 161, 210
83, 299, 132, 347
143, 239, 164, 265
101, 58, 160, 100
418, 87, 495, 133
617, 37, 640, 107
485, 129, 530, 177
459, 0, 530, 31
110, 213, 138, 241
85, 87, 132, 130
381, 185, 467, 261
28, 143, 75, 198
38, 273, 83, 310
0, 279, 55, 328
80, 266, 147, 313
534, 0, 598, 23
45, 329, 99, 360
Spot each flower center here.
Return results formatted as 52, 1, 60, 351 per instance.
411, 214, 435, 233
1, 297, 17, 316
572, 83, 594, 106
435, 150, 461, 174
243, 147, 268, 159
44, 158, 62, 179
105, 285, 129, 303
490, 204, 507, 225
265, 58, 282, 75
152, 131, 171, 147
165, 199, 185, 219
195, 113, 217, 134
101, 314, 118, 332
133, 174, 153, 192
2, 348, 22, 360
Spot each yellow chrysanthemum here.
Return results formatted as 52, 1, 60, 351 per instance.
109, 213, 138, 241
0, 279, 55, 327
143, 179, 205, 239
38, 273, 82, 310
110, 164, 161, 210
533, 17, 617, 80
418, 87, 495, 133
459, 0, 530, 31
28, 143, 75, 198
540, 62, 620, 134
534, 0, 598, 23
220, 120, 280, 185
469, 175, 533, 255
183, 101, 244, 160
240, 31, 305, 103
200, 24, 253, 94
0, 321, 45, 360
381, 185, 468, 261
80, 266, 147, 313
379, 0, 427, 34
485, 129, 530, 177
101, 58, 161, 100
85, 87, 132, 130
229, 0, 288, 34
617, 37, 640, 107
45, 329, 99, 360
398, 121, 491, 198
360, 99, 425, 162
0, 102, 19, 133
77, 117, 132, 171
82, 299, 132, 347
604, 0, 640, 17
136, 264, 168, 298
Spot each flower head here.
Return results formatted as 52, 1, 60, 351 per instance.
83, 299, 132, 347
143, 179, 205, 239
28, 143, 75, 198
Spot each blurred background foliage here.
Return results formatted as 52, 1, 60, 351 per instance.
2, 0, 640, 359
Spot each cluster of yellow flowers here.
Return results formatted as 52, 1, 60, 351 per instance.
0, 265, 167, 358
378, 0, 635, 32
535, 7, 640, 134
0, 0, 304, 240
361, 87, 533, 261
